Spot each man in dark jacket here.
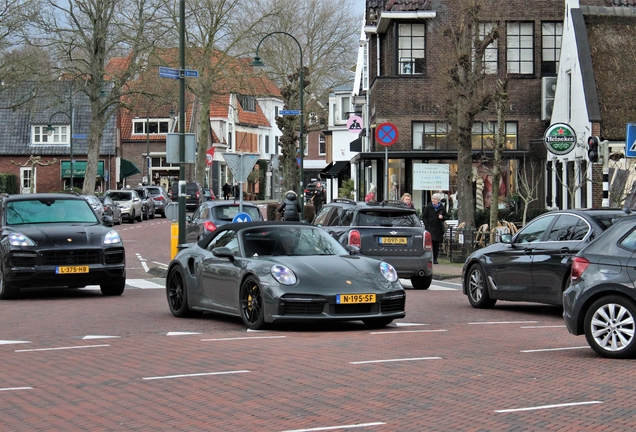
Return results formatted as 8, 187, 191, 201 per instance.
421, 192, 448, 265
311, 181, 326, 215
222, 182, 231, 200
278, 190, 301, 221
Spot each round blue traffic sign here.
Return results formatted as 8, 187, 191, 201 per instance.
232, 212, 252, 223
375, 122, 399, 146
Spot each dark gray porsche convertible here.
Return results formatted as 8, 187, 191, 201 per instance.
166, 221, 406, 329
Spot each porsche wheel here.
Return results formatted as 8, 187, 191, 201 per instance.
240, 276, 266, 330
411, 274, 432, 290
363, 318, 394, 328
166, 266, 193, 317
584, 295, 636, 359
466, 263, 496, 309
0, 268, 19, 300
100, 277, 125, 296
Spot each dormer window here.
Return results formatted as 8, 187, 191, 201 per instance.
240, 96, 256, 112
132, 119, 171, 135
32, 125, 69, 145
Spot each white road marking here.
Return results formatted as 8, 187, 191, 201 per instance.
142, 370, 250, 380
495, 400, 603, 413
468, 321, 539, 325
15, 344, 110, 352
152, 261, 169, 268
350, 357, 442, 364
281, 422, 387, 432
167, 332, 202, 336
126, 279, 164, 289
0, 340, 31, 345
82, 335, 120, 340
0, 387, 33, 392
521, 346, 590, 353
370, 329, 448, 335
520, 325, 566, 329
394, 322, 428, 327
136, 253, 150, 272
201, 336, 287, 341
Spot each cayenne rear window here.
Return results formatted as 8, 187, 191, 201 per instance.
356, 211, 419, 227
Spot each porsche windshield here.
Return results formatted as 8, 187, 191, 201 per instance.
6, 198, 99, 225
242, 226, 347, 257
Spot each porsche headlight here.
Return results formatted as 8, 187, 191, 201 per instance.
103, 230, 122, 245
271, 264, 297, 285
8, 233, 35, 247
380, 262, 398, 283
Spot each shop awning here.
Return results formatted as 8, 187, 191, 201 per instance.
61, 161, 105, 178
120, 158, 141, 180
326, 161, 349, 176
349, 137, 362, 152
319, 162, 334, 176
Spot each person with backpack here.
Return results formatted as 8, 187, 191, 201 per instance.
277, 190, 301, 221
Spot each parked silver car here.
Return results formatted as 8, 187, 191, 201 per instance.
83, 195, 104, 220
105, 189, 143, 223
140, 185, 171, 218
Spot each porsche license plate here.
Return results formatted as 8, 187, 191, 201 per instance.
337, 294, 376, 304
56, 266, 89, 274
380, 237, 407, 245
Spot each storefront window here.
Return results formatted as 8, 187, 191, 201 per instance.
471, 122, 517, 150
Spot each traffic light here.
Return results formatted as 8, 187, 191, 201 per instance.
587, 136, 600, 163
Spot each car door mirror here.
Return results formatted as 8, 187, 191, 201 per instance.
212, 246, 235, 261
102, 214, 114, 227
346, 244, 360, 255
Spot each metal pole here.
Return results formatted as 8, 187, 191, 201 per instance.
69, 80, 74, 191
178, 0, 186, 244
384, 146, 388, 201
602, 140, 610, 207
146, 111, 150, 185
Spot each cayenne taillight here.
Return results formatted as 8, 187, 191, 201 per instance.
424, 231, 433, 251
204, 221, 217, 232
571, 256, 590, 280
155, 196, 164, 201
348, 230, 361, 248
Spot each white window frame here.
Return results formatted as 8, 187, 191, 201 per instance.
32, 125, 69, 145
319, 135, 326, 156
132, 119, 171, 135
507, 22, 534, 74
20, 166, 34, 193
398, 23, 425, 75
335, 95, 351, 125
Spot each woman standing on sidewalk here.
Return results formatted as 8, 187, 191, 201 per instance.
422, 193, 448, 264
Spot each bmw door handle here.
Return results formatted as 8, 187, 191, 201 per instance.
560, 247, 570, 254
524, 249, 532, 255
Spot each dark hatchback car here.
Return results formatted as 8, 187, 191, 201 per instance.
564, 215, 636, 358
313, 199, 433, 289
170, 182, 204, 211
463, 208, 629, 309
0, 193, 126, 299
185, 201, 264, 242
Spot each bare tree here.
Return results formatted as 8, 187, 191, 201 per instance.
517, 157, 542, 225
26, 0, 172, 194
489, 77, 508, 242
440, 0, 499, 230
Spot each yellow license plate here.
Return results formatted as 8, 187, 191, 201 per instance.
56, 266, 90, 274
380, 237, 407, 245
337, 294, 376, 304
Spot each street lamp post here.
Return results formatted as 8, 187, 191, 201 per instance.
46, 78, 77, 190
252, 32, 304, 219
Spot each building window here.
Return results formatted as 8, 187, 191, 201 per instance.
541, 22, 563, 75
413, 122, 450, 150
32, 125, 69, 145
507, 22, 534, 74
471, 122, 518, 150
398, 23, 425, 75
228, 124, 233, 150
132, 119, 170, 135
240, 96, 256, 112
335, 95, 351, 125
319, 135, 326, 155
477, 22, 498, 74
20, 166, 33, 193
265, 135, 270, 154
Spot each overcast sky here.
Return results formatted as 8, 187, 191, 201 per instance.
353, 0, 365, 17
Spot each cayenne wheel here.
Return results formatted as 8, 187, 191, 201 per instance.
411, 274, 433, 290
239, 275, 266, 330
100, 278, 125, 296
466, 263, 496, 309
166, 266, 193, 317
363, 318, 394, 328
0, 268, 19, 300
584, 295, 636, 359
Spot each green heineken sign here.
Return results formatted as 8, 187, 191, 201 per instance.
544, 123, 577, 155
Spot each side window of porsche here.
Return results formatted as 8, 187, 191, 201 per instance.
207, 230, 239, 254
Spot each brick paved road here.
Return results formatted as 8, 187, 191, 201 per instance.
1, 282, 634, 431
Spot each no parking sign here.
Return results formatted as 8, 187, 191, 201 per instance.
375, 123, 399, 146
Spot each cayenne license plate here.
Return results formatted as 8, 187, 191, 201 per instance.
337, 294, 376, 304
380, 237, 407, 245
56, 266, 90, 274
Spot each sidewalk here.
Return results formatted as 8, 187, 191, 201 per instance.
432, 259, 464, 284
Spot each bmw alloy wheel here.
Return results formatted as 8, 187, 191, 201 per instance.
585, 295, 636, 359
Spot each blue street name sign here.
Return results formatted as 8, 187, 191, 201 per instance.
280, 110, 301, 115
72, 134, 87, 139
184, 69, 198, 77
159, 66, 179, 79
627, 123, 636, 158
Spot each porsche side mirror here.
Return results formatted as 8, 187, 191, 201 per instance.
346, 244, 360, 255
102, 215, 114, 227
212, 246, 235, 262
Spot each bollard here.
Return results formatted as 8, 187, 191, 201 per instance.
171, 221, 178, 260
